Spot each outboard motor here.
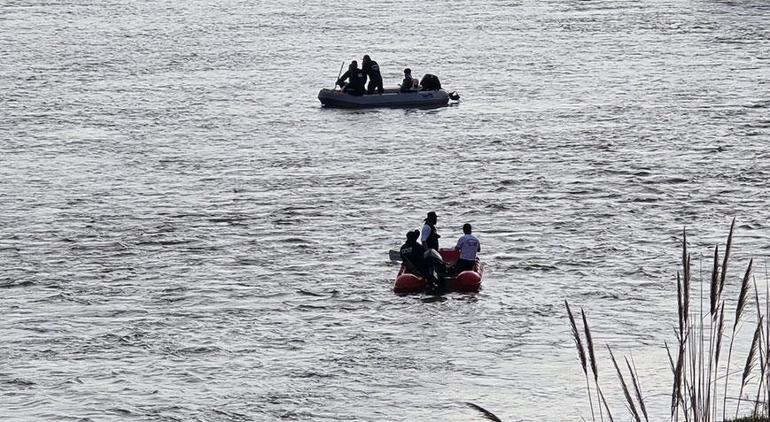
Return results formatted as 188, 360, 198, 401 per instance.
420, 74, 441, 91
448, 91, 460, 101
423, 249, 446, 292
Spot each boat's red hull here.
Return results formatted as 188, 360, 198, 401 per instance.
393, 249, 483, 294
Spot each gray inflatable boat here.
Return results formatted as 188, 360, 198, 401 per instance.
318, 88, 458, 109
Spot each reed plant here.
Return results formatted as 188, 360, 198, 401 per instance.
567, 219, 770, 422
466, 220, 769, 422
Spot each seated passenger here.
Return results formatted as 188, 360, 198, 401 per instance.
336, 61, 367, 96
400, 68, 415, 92
399, 230, 426, 275
453, 223, 480, 274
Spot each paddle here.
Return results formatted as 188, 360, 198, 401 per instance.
333, 61, 344, 90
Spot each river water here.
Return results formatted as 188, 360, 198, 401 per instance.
2, 1, 769, 420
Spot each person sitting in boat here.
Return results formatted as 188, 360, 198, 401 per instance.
336, 61, 367, 96
421, 211, 440, 250
362, 55, 384, 95
453, 223, 480, 274
399, 230, 426, 276
400, 68, 416, 92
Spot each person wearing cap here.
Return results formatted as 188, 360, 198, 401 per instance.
421, 211, 440, 250
399, 229, 426, 276
453, 223, 480, 274
362, 55, 384, 95
337, 61, 367, 96
400, 68, 415, 92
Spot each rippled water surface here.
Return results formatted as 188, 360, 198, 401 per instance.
2, 1, 770, 420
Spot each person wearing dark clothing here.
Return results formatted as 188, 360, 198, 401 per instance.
400, 68, 415, 92
421, 211, 440, 250
362, 55, 384, 95
420, 73, 441, 91
400, 230, 426, 276
337, 61, 367, 96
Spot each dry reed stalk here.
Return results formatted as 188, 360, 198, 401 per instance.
687, 324, 698, 420
688, 334, 698, 420
582, 309, 613, 422
706, 278, 722, 421
673, 334, 686, 419
736, 260, 756, 331
567, 300, 595, 422
724, 259, 755, 422
698, 255, 706, 419
705, 245, 721, 421
465, 402, 502, 422
754, 279, 766, 416
626, 356, 649, 422
736, 316, 763, 419
607, 346, 641, 422
764, 274, 770, 416
711, 245, 721, 316
684, 242, 691, 330
678, 272, 685, 340
713, 301, 726, 422
720, 218, 736, 302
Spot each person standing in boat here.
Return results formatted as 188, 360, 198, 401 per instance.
453, 223, 480, 274
399, 230, 426, 276
421, 211, 440, 250
400, 68, 415, 92
362, 55, 384, 95
336, 61, 367, 96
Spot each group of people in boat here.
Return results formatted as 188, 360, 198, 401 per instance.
399, 211, 481, 288
336, 55, 439, 96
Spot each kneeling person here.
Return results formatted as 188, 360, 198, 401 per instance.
400, 230, 426, 275
337, 61, 367, 96
454, 223, 480, 274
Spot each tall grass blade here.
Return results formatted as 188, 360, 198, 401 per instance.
465, 402, 503, 422
581, 309, 613, 422
673, 337, 686, 419
736, 316, 763, 419
753, 279, 766, 416
626, 356, 649, 422
567, 300, 588, 375
583, 309, 598, 383
678, 272, 684, 339
566, 300, 595, 422
720, 217, 736, 301
713, 300, 726, 422
607, 346, 640, 421
735, 259, 755, 331
711, 245, 720, 316
725, 258, 755, 421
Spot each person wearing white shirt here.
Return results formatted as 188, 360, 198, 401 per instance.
454, 223, 480, 274
420, 211, 440, 250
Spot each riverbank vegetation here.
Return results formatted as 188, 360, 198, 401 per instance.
566, 219, 770, 422
466, 220, 769, 421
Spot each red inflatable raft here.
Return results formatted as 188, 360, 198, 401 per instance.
394, 249, 483, 294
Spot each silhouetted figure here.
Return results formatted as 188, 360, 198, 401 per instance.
362, 55, 384, 95
337, 61, 367, 96
420, 74, 441, 91
400, 230, 426, 276
400, 68, 416, 92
